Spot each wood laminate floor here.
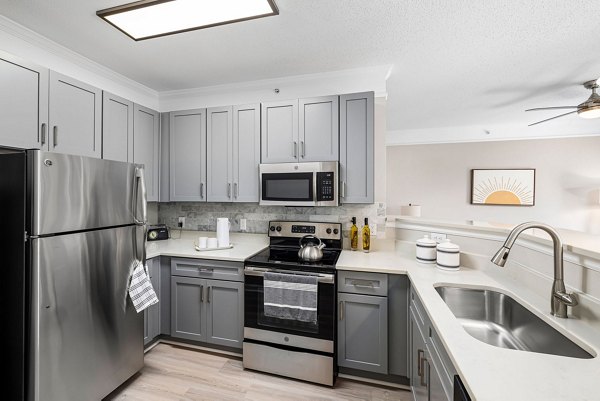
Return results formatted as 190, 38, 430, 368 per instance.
105, 343, 412, 401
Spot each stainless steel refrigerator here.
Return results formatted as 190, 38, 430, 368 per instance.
1, 149, 147, 401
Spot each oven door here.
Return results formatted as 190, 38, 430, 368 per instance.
259, 170, 316, 206
244, 267, 335, 342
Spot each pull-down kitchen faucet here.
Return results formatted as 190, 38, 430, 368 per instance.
491, 222, 578, 318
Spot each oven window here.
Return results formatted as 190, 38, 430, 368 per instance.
262, 172, 313, 201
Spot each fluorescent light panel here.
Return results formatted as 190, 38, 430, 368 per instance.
98, 0, 278, 40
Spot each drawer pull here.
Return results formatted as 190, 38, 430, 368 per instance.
350, 279, 375, 288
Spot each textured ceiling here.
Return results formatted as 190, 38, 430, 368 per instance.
1, 0, 599, 131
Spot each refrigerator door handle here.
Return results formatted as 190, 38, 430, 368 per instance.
133, 166, 147, 226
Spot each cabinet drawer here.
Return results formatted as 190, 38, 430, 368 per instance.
338, 271, 387, 296
171, 258, 243, 281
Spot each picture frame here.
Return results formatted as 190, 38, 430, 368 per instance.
471, 169, 536, 206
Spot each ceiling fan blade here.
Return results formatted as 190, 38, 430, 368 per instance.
525, 106, 577, 112
528, 111, 578, 126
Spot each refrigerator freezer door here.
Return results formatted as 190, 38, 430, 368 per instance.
30, 150, 143, 236
30, 225, 144, 401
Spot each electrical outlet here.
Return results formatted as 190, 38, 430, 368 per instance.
431, 232, 447, 243
178, 216, 185, 228
371, 222, 378, 236
240, 218, 247, 231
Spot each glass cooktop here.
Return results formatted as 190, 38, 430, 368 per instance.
245, 246, 340, 273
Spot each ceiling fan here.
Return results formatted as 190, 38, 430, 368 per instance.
526, 79, 600, 126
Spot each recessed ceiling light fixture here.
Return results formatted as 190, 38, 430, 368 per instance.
97, 0, 279, 41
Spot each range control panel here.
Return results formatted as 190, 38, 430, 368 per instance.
268, 221, 342, 240
316, 171, 335, 201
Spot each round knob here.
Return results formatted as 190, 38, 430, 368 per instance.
333, 228, 339, 234
276, 226, 282, 232
326, 228, 332, 234
269, 225, 275, 232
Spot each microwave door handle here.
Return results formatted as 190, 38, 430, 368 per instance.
313, 172, 318, 205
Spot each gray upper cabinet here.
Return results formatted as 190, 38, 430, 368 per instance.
339, 92, 374, 204
207, 106, 233, 202
102, 91, 133, 163
0, 53, 48, 150
48, 71, 102, 157
338, 292, 388, 374
261, 99, 299, 163
299, 96, 339, 162
170, 109, 207, 202
133, 104, 160, 202
232, 104, 260, 202
205, 279, 244, 348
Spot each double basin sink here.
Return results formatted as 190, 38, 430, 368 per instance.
435, 286, 594, 359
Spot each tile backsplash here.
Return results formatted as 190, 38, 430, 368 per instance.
158, 202, 386, 238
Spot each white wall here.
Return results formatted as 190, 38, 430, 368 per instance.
386, 136, 600, 234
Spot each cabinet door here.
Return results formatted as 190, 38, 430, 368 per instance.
133, 104, 160, 202
299, 96, 339, 162
207, 106, 233, 202
339, 92, 374, 203
411, 309, 428, 401
428, 356, 451, 401
102, 92, 133, 162
171, 276, 206, 342
48, 71, 101, 157
0, 53, 48, 149
261, 99, 298, 163
144, 258, 160, 345
232, 104, 260, 202
170, 109, 207, 201
338, 292, 388, 374
205, 280, 243, 348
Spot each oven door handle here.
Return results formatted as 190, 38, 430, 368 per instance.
244, 266, 335, 284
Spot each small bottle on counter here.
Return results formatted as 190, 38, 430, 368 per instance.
362, 218, 371, 253
350, 217, 359, 251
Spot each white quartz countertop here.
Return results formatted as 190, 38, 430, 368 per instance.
337, 248, 600, 401
146, 230, 268, 262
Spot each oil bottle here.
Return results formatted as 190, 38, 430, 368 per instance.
350, 217, 358, 251
362, 218, 371, 253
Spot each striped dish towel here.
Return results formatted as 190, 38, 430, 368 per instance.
264, 272, 318, 323
128, 261, 159, 313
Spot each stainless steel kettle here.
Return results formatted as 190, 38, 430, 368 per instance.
298, 235, 326, 262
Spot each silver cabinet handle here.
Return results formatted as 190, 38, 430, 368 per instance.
234, 182, 238, 199
207, 286, 211, 303
341, 181, 346, 198
227, 183, 231, 198
53, 126, 58, 148
421, 358, 429, 387
201, 183, 204, 198
301, 141, 305, 158
200, 285, 204, 302
339, 301, 344, 320
417, 349, 424, 377
40, 123, 47, 146
350, 279, 375, 288
293, 141, 298, 158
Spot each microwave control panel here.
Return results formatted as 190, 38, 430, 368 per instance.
316, 172, 335, 201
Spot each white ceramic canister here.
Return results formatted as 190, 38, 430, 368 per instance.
436, 239, 460, 271
416, 235, 437, 264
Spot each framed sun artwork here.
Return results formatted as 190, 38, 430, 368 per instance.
471, 169, 535, 206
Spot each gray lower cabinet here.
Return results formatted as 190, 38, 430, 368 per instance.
0, 52, 48, 150
49, 71, 102, 157
410, 309, 428, 401
171, 276, 207, 342
337, 292, 388, 374
144, 257, 161, 346
133, 104, 160, 202
339, 92, 374, 204
170, 109, 207, 202
102, 91, 133, 162
205, 279, 244, 347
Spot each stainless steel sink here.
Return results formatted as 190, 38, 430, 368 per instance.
435, 286, 594, 359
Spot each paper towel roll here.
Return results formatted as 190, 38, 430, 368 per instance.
216, 218, 230, 247
400, 204, 421, 217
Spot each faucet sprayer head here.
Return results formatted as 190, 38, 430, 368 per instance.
491, 246, 511, 267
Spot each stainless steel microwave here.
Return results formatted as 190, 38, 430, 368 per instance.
259, 162, 338, 206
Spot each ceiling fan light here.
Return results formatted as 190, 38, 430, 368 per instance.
97, 0, 279, 41
578, 106, 600, 119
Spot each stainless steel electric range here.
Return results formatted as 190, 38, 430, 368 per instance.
243, 221, 343, 386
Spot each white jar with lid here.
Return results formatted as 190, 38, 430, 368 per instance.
436, 239, 460, 271
416, 235, 437, 264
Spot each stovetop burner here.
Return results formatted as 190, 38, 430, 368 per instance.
245, 220, 343, 274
